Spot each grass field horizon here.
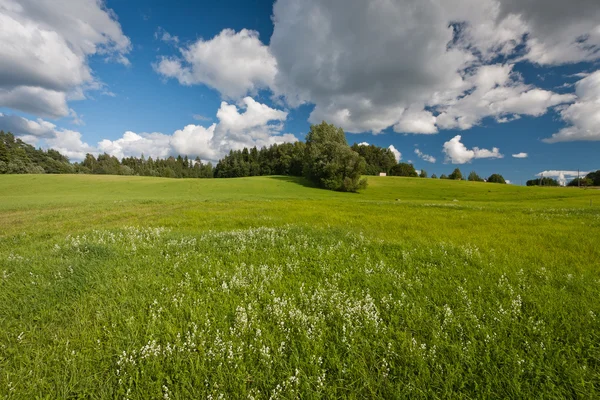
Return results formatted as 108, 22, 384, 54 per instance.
1, 175, 599, 398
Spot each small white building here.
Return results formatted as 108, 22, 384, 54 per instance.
379, 172, 387, 177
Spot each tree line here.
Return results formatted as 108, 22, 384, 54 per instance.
2, 127, 598, 190
526, 171, 600, 187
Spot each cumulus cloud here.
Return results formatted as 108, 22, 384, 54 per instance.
45, 130, 96, 161
388, 145, 401, 162
0, 113, 59, 139
433, 64, 575, 131
0, 112, 95, 159
536, 170, 590, 186
0, 0, 131, 118
497, 0, 600, 65
97, 97, 295, 163
443, 135, 504, 164
266, 0, 590, 134
270, 0, 473, 133
154, 29, 277, 99
0, 87, 69, 119
1, 98, 296, 163
394, 109, 438, 134
414, 149, 437, 163
512, 152, 528, 158
98, 131, 172, 160
357, 142, 369, 146
147, 0, 599, 136
543, 70, 600, 143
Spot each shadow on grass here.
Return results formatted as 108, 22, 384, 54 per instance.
267, 175, 363, 194
267, 175, 319, 189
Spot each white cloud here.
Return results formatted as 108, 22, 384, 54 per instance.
270, 0, 474, 133
266, 0, 588, 134
98, 131, 172, 160
98, 97, 296, 163
357, 142, 369, 146
536, 170, 588, 177
192, 114, 211, 121
512, 152, 528, 158
498, 1, 600, 65
69, 109, 84, 126
394, 109, 438, 134
443, 135, 504, 164
543, 70, 600, 143
536, 170, 590, 186
0, 113, 58, 139
0, 0, 131, 118
388, 145, 401, 162
155, 27, 179, 45
0, 112, 95, 160
1, 98, 296, 163
433, 64, 575, 131
45, 129, 96, 161
414, 149, 437, 163
149, 1, 598, 136
0, 86, 69, 119
155, 29, 277, 99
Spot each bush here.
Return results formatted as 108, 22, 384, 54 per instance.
304, 122, 367, 192
487, 174, 506, 184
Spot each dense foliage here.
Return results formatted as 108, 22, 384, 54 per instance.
487, 173, 506, 184
82, 153, 214, 178
526, 177, 560, 186
567, 178, 593, 187
350, 144, 397, 175
215, 142, 305, 178
468, 171, 484, 182
0, 131, 75, 174
389, 162, 418, 177
304, 122, 367, 192
449, 168, 463, 180
584, 170, 600, 186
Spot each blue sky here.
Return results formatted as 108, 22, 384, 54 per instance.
1, 0, 599, 185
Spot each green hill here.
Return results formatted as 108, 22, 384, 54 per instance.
1, 175, 599, 398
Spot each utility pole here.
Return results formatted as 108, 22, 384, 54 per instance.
578, 169, 580, 188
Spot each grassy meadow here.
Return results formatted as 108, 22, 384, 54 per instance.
1, 174, 599, 398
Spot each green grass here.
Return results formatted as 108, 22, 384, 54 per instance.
1, 175, 599, 398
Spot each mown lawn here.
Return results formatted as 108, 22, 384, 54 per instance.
1, 175, 599, 398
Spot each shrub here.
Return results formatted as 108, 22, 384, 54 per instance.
304, 122, 367, 192
487, 174, 506, 184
